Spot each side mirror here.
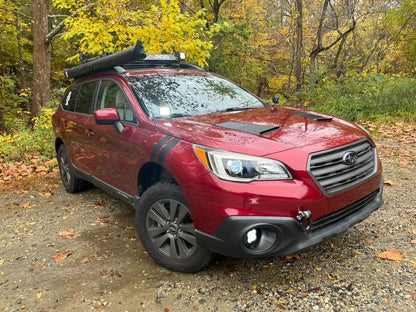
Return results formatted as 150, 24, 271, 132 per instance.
94, 108, 124, 133
272, 95, 280, 105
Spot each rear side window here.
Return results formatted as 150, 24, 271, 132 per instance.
75, 81, 97, 114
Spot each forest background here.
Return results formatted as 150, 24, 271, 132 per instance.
1, 0, 416, 165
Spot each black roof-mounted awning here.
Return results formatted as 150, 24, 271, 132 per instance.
64, 40, 146, 79
63, 41, 203, 79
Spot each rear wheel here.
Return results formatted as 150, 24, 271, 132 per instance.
136, 182, 213, 272
57, 145, 88, 193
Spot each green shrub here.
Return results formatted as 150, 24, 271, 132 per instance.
295, 72, 416, 121
0, 107, 55, 163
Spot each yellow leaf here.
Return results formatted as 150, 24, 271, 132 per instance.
407, 260, 416, 268
37, 292, 42, 299
384, 179, 394, 186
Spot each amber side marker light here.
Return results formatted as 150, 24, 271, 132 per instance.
194, 145, 210, 169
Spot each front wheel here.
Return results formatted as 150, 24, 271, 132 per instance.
136, 182, 213, 272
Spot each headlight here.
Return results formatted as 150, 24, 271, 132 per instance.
193, 145, 292, 182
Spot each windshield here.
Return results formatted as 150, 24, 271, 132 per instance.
126, 72, 265, 118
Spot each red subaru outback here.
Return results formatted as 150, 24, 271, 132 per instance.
52, 41, 383, 272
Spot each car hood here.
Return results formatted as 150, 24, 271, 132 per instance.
154, 106, 367, 156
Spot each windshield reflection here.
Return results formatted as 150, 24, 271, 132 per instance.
127, 73, 265, 118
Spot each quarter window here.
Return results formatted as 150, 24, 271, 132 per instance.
62, 86, 78, 112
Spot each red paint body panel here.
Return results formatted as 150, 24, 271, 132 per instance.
53, 67, 383, 251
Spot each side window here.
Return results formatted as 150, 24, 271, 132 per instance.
62, 86, 78, 112
97, 80, 137, 124
75, 81, 97, 114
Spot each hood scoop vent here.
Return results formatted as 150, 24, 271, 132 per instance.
292, 111, 333, 121
216, 121, 281, 135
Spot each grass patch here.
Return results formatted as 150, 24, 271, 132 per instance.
293, 72, 416, 122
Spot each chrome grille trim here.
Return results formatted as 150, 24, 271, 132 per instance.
308, 139, 377, 196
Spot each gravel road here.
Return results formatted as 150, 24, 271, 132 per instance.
0, 138, 415, 312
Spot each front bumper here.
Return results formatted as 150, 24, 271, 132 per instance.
195, 180, 383, 258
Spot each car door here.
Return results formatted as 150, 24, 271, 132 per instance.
87, 79, 139, 194
60, 81, 97, 172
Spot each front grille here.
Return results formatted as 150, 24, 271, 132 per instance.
309, 190, 379, 232
308, 139, 377, 196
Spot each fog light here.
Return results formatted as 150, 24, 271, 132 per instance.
243, 226, 278, 254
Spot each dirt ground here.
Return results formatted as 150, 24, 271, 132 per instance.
0, 136, 415, 312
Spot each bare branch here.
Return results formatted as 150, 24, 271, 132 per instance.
0, 6, 31, 19
46, 2, 96, 44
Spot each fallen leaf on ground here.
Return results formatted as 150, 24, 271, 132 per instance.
281, 254, 300, 262
80, 257, 90, 264
32, 261, 47, 268
53, 252, 72, 263
22, 202, 35, 208
100, 269, 122, 279
377, 249, 403, 261
384, 180, 394, 186
59, 231, 74, 239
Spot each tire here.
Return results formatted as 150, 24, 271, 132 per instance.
136, 182, 213, 272
57, 145, 88, 193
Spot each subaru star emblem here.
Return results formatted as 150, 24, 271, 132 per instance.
343, 151, 358, 165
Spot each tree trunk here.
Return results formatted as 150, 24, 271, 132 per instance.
16, 15, 30, 110
0, 111, 5, 132
295, 0, 303, 90
208, 0, 226, 23
31, 0, 50, 122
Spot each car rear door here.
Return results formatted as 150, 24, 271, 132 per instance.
59, 80, 98, 172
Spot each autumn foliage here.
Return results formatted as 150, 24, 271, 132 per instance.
1, 0, 416, 162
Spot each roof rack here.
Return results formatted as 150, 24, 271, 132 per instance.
64, 41, 203, 79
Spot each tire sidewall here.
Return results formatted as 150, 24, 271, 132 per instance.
136, 182, 212, 272
57, 145, 76, 193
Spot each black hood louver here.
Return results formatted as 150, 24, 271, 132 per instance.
292, 111, 333, 121
216, 121, 281, 135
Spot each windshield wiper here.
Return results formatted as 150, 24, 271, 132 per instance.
223, 106, 259, 112
154, 113, 191, 119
